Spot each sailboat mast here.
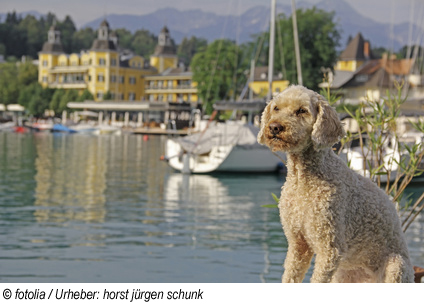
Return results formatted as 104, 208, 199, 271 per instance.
267, 0, 276, 102
291, 0, 303, 85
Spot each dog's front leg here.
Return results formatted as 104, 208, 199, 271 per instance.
310, 248, 340, 283
282, 234, 314, 283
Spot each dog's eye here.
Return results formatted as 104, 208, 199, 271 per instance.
274, 106, 279, 111
295, 108, 307, 116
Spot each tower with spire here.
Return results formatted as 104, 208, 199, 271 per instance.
150, 26, 178, 73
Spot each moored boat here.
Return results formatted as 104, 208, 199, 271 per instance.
164, 120, 283, 174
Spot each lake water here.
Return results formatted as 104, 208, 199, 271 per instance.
0, 132, 423, 283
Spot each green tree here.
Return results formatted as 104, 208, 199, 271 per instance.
0, 20, 27, 58
114, 28, 133, 50
131, 29, 157, 57
18, 15, 44, 58
266, 8, 340, 90
103, 91, 112, 100
49, 89, 66, 113
17, 61, 38, 86
177, 36, 207, 66
0, 62, 19, 105
57, 15, 77, 53
23, 84, 54, 116
58, 89, 78, 113
72, 28, 96, 51
191, 39, 245, 113
18, 82, 41, 108
77, 89, 94, 102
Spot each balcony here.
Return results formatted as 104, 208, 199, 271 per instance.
48, 81, 87, 90
145, 84, 197, 94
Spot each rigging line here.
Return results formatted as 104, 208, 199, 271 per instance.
204, 0, 234, 108
253, 6, 273, 66
404, 0, 424, 97
230, 0, 242, 101
276, 12, 287, 81
388, 0, 395, 90
379, 0, 395, 91
406, 0, 415, 61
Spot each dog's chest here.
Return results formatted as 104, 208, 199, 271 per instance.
279, 177, 335, 232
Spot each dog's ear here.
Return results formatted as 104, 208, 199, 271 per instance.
257, 101, 272, 145
311, 95, 345, 150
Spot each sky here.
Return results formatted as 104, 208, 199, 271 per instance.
0, 0, 420, 28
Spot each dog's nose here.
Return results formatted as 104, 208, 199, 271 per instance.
269, 122, 284, 135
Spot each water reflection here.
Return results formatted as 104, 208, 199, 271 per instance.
33, 133, 107, 223
0, 132, 422, 282
163, 173, 289, 282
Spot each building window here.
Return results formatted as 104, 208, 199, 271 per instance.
168, 80, 173, 88
149, 95, 154, 102
97, 92, 103, 100
110, 75, 117, 83
158, 81, 163, 88
99, 58, 106, 65
111, 58, 117, 66
119, 76, 125, 84
167, 94, 173, 102
42, 76, 48, 83
128, 92, 135, 101
42, 60, 48, 67
98, 74, 104, 82
129, 76, 136, 85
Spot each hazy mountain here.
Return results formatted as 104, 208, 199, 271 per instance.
1, 0, 421, 51
82, 0, 420, 51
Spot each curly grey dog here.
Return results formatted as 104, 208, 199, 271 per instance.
258, 85, 414, 283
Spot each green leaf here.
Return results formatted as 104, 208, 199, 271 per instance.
261, 204, 279, 209
271, 193, 280, 204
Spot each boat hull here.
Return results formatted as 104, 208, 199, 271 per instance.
166, 138, 282, 174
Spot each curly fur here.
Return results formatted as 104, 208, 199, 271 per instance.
258, 85, 414, 283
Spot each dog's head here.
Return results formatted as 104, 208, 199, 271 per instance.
257, 85, 345, 153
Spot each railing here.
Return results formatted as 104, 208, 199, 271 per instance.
145, 85, 194, 90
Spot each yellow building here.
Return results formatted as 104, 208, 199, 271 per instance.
145, 27, 198, 103
149, 26, 178, 73
334, 33, 374, 72
38, 20, 155, 101
248, 66, 289, 97
144, 68, 198, 103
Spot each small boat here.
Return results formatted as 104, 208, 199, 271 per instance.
26, 120, 54, 132
339, 129, 424, 183
51, 123, 77, 133
164, 120, 283, 174
92, 124, 122, 135
0, 121, 15, 131
66, 123, 97, 134
340, 146, 400, 183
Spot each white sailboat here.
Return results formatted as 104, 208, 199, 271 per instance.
163, 0, 285, 174
165, 119, 283, 173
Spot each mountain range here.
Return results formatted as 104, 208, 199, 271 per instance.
2, 0, 422, 52
81, 0, 421, 51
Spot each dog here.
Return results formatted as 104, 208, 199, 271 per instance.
258, 85, 414, 283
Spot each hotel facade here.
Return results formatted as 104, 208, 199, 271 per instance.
38, 21, 198, 104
